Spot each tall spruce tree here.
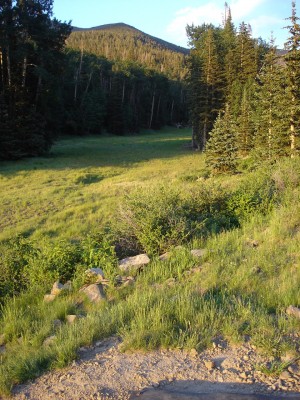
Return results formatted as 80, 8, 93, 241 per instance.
253, 40, 289, 161
187, 24, 224, 150
284, 0, 300, 157
206, 104, 237, 174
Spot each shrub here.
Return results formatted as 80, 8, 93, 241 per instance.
114, 184, 238, 255
0, 236, 36, 301
228, 169, 278, 221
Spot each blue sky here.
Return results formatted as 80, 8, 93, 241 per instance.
53, 0, 296, 49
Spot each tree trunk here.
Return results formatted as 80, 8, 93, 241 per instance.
149, 89, 155, 129
22, 55, 27, 88
74, 44, 83, 103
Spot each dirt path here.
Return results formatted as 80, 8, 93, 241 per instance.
11, 337, 300, 400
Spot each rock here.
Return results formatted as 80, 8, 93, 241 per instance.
66, 315, 77, 324
118, 254, 150, 272
286, 305, 300, 319
288, 364, 300, 376
53, 319, 62, 329
63, 281, 72, 291
51, 281, 65, 295
159, 252, 171, 261
239, 372, 248, 379
44, 294, 56, 303
43, 335, 56, 346
80, 283, 106, 303
85, 268, 105, 281
243, 355, 250, 361
280, 370, 294, 381
204, 360, 216, 370
191, 249, 207, 258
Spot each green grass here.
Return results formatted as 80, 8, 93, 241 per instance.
0, 128, 208, 242
0, 128, 299, 395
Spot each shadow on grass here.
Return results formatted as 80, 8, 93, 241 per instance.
0, 129, 194, 176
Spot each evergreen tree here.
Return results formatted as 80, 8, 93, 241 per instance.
187, 24, 224, 149
236, 82, 255, 155
284, 0, 300, 157
0, 0, 71, 159
253, 40, 289, 161
205, 104, 237, 174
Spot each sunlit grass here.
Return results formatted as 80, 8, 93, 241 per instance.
0, 128, 208, 242
0, 130, 299, 395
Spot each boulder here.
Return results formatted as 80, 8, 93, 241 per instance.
191, 249, 207, 258
119, 254, 150, 272
80, 283, 106, 303
286, 305, 300, 319
51, 281, 64, 295
85, 267, 105, 281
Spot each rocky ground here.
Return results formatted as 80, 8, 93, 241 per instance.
11, 336, 300, 400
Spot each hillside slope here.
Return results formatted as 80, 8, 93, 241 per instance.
67, 23, 189, 80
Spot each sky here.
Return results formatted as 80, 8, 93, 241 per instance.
53, 0, 296, 49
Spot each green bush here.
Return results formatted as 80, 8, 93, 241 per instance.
0, 236, 36, 301
228, 169, 278, 221
114, 184, 238, 255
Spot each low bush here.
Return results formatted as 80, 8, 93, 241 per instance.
114, 183, 238, 255
228, 168, 278, 221
0, 236, 36, 301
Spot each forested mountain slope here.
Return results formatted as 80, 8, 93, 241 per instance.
67, 23, 189, 80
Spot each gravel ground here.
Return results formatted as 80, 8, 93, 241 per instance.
11, 337, 300, 400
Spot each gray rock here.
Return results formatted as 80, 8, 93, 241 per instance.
191, 249, 207, 258
119, 254, 150, 272
286, 305, 300, 319
85, 267, 105, 281
80, 283, 106, 303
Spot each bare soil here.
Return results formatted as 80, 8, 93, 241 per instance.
11, 337, 300, 400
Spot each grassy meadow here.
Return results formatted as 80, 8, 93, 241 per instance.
0, 128, 207, 242
0, 128, 299, 395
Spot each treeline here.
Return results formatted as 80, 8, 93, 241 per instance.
0, 0, 71, 160
188, 2, 300, 173
0, 4, 188, 160
62, 50, 188, 136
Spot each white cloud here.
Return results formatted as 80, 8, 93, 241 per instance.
165, 0, 267, 46
230, 0, 267, 19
